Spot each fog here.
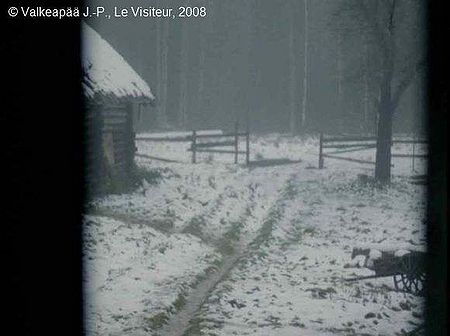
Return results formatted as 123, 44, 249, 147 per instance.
86, 0, 426, 134
83, 1, 430, 335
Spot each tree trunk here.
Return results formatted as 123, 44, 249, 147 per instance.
375, 72, 394, 183
375, 4, 396, 184
155, 17, 163, 126
197, 26, 206, 113
363, 33, 370, 133
301, 0, 309, 131
374, 101, 393, 182
179, 11, 189, 129
155, 6, 169, 129
160, 19, 169, 128
288, 2, 297, 135
336, 31, 343, 133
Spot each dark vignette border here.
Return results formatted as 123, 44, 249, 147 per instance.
2, 0, 85, 335
1, 0, 448, 335
425, 1, 448, 335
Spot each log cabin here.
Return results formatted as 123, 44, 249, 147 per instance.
81, 21, 155, 194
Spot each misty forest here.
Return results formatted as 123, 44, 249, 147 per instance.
83, 0, 428, 335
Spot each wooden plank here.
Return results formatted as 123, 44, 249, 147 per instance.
323, 136, 377, 142
322, 154, 395, 167
319, 133, 323, 169
323, 143, 376, 149
135, 153, 182, 163
325, 145, 376, 155
324, 137, 426, 144
136, 136, 192, 142
193, 140, 235, 148
187, 148, 246, 154
392, 139, 428, 144
136, 133, 247, 142
249, 158, 301, 168
391, 154, 428, 158
192, 130, 196, 164
322, 154, 376, 165
246, 130, 250, 165
234, 121, 239, 164
194, 132, 248, 139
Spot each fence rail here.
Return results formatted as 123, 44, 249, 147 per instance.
135, 124, 250, 165
319, 133, 428, 170
136, 135, 192, 142
193, 140, 235, 148
194, 132, 248, 139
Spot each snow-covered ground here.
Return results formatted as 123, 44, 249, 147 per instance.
84, 133, 427, 336
83, 215, 218, 335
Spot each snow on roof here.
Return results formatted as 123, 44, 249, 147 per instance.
81, 22, 155, 100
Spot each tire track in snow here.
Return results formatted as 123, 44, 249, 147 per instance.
156, 172, 299, 336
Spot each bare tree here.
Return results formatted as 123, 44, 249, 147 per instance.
337, 0, 425, 182
178, 6, 190, 129
336, 30, 343, 132
362, 32, 370, 133
155, 14, 169, 128
288, 1, 298, 135
366, 1, 424, 182
301, 0, 309, 131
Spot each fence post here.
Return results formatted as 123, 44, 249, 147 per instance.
192, 130, 197, 164
246, 124, 250, 165
319, 133, 324, 169
234, 121, 239, 164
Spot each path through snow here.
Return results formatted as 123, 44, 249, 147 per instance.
84, 134, 426, 336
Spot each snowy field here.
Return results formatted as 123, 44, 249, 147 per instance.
84, 133, 427, 336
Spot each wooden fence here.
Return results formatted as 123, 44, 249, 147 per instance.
318, 133, 428, 170
189, 122, 250, 164
135, 123, 250, 165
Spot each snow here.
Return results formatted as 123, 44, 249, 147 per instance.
81, 22, 154, 100
84, 133, 426, 335
83, 215, 218, 335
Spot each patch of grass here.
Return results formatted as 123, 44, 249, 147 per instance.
183, 317, 206, 336
131, 165, 164, 186
284, 181, 298, 200
95, 164, 164, 196
330, 174, 393, 197
151, 217, 175, 231
217, 240, 235, 256
223, 221, 244, 242
182, 216, 207, 239
281, 226, 304, 249
215, 215, 248, 255
193, 262, 222, 285
146, 312, 169, 330
173, 292, 187, 311
249, 206, 282, 250
303, 226, 317, 235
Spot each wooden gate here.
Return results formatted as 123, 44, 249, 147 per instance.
189, 122, 250, 165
